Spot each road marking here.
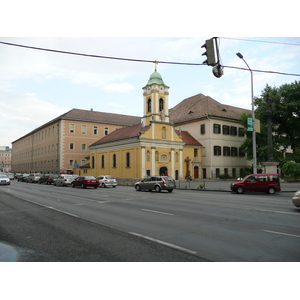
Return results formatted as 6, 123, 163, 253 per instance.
129, 232, 197, 255
141, 209, 175, 216
263, 230, 300, 239
48, 206, 79, 218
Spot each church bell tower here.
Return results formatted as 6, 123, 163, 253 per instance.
142, 63, 170, 127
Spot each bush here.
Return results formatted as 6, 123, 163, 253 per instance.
219, 173, 231, 180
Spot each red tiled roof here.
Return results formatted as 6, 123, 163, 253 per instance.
90, 124, 150, 146
176, 130, 202, 146
169, 93, 250, 124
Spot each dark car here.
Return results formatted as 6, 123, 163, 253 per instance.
230, 173, 281, 194
18, 174, 30, 182
38, 174, 59, 185
134, 176, 176, 193
71, 176, 100, 189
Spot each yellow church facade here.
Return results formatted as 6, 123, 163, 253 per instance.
76, 68, 202, 180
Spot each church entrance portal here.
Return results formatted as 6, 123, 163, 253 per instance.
159, 166, 168, 176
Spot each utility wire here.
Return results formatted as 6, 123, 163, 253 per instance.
220, 37, 300, 47
0, 40, 300, 77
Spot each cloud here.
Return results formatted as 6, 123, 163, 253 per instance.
102, 83, 134, 93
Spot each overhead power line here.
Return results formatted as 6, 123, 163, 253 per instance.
220, 37, 300, 47
0, 40, 299, 77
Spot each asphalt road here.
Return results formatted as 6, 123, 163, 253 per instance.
1, 180, 299, 261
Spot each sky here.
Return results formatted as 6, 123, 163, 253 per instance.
1, 3, 299, 150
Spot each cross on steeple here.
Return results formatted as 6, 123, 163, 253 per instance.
154, 60, 158, 71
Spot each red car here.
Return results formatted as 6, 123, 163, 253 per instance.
71, 176, 100, 189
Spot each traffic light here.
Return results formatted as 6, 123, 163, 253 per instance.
201, 38, 217, 66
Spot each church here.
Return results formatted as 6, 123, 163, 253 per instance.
81, 68, 203, 180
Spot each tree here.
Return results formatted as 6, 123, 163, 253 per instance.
281, 161, 300, 180
240, 81, 300, 166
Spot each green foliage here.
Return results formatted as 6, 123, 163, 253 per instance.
282, 161, 300, 180
240, 81, 300, 165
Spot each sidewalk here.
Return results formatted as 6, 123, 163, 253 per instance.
176, 179, 299, 192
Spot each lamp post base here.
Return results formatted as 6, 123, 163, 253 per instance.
262, 161, 279, 174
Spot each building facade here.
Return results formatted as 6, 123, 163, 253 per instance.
11, 109, 141, 174
170, 94, 251, 178
0, 146, 12, 172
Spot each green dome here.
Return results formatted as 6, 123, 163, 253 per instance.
147, 70, 165, 85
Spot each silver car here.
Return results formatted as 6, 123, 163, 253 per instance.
135, 176, 176, 193
54, 175, 77, 186
96, 175, 117, 188
26, 174, 41, 183
0, 174, 10, 185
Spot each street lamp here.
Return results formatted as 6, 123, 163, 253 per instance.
236, 52, 257, 174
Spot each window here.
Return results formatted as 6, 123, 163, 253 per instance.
223, 125, 229, 135
239, 148, 245, 157
159, 98, 164, 111
81, 125, 87, 134
216, 168, 220, 178
81, 143, 87, 151
101, 155, 105, 168
223, 146, 230, 156
194, 148, 198, 158
70, 143, 74, 150
238, 127, 244, 137
214, 146, 221, 156
91, 156, 95, 168
112, 154, 117, 168
232, 168, 236, 178
224, 168, 228, 176
93, 126, 98, 135
70, 124, 75, 133
146, 151, 150, 161
230, 126, 237, 136
147, 99, 151, 112
104, 127, 109, 136
231, 147, 238, 157
126, 152, 130, 168
213, 124, 221, 134
69, 159, 74, 167
81, 159, 86, 166
200, 124, 205, 135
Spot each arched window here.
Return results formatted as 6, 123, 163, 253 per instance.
147, 99, 151, 112
112, 154, 117, 168
159, 98, 164, 111
101, 155, 105, 168
126, 152, 130, 168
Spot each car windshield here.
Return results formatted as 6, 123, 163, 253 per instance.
0, 175, 8, 178
162, 176, 175, 181
105, 176, 115, 179
85, 176, 96, 179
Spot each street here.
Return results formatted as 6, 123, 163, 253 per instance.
1, 180, 300, 261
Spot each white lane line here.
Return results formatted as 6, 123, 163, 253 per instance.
264, 230, 300, 239
129, 232, 197, 255
48, 206, 79, 218
141, 209, 175, 216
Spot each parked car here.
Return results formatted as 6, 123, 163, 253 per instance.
7, 173, 15, 180
54, 175, 77, 186
230, 173, 281, 194
134, 176, 176, 193
292, 190, 300, 208
26, 174, 41, 183
38, 174, 59, 185
14, 173, 22, 179
0, 174, 10, 185
71, 176, 100, 189
96, 175, 117, 188
18, 174, 30, 182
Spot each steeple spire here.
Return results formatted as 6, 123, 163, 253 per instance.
154, 60, 158, 72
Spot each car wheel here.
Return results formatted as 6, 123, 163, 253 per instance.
236, 187, 244, 194
72, 183, 75, 188
81, 184, 86, 189
268, 187, 276, 194
167, 189, 173, 193
135, 185, 141, 191
155, 185, 161, 193
113, 186, 116, 188
102, 183, 106, 188
94, 186, 98, 189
